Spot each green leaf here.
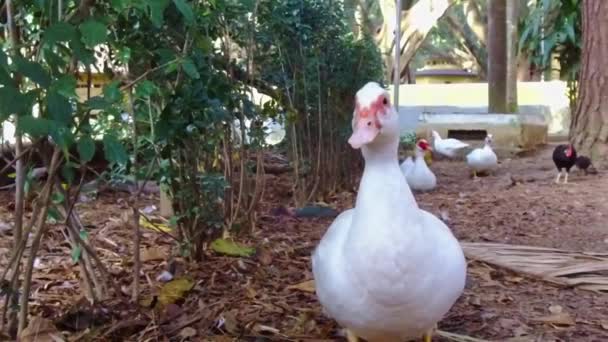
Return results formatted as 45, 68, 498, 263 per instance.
0, 49, 8, 70
111, 0, 128, 11
17, 116, 53, 137
85, 96, 110, 110
50, 125, 75, 150
43, 48, 68, 74
210, 238, 256, 257
149, 0, 171, 27
0, 68, 12, 86
103, 81, 122, 103
51, 191, 65, 205
117, 47, 131, 64
44, 22, 77, 44
70, 39, 96, 65
181, 58, 199, 79
71, 245, 82, 263
0, 86, 26, 119
103, 134, 128, 165
52, 75, 78, 98
77, 136, 96, 163
47, 206, 62, 224
13, 57, 51, 88
47, 91, 73, 124
61, 163, 76, 184
135, 80, 157, 97
79, 20, 107, 47
173, 0, 194, 23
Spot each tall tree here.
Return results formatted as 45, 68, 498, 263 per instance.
376, 0, 456, 81
571, 1, 608, 161
506, 0, 519, 112
488, 0, 508, 112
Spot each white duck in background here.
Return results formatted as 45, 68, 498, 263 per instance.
402, 139, 437, 192
466, 134, 498, 179
312, 82, 467, 342
431, 130, 469, 158
399, 155, 414, 176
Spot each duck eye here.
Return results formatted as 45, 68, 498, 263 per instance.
383, 97, 388, 105
367, 121, 372, 126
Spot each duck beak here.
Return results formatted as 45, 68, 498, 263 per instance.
348, 117, 380, 149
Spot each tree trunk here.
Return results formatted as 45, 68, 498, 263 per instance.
464, 0, 486, 44
488, 0, 507, 113
377, 0, 456, 81
571, 0, 608, 163
444, 13, 487, 77
505, 0, 519, 113
517, 52, 532, 81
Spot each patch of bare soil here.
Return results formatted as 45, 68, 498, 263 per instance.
1, 143, 607, 341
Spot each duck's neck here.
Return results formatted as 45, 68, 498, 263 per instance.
361, 137, 399, 164
414, 148, 425, 160
356, 137, 417, 211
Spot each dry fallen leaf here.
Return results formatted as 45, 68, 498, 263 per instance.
159, 278, 195, 306
179, 326, 197, 339
253, 324, 280, 334
141, 246, 166, 262
287, 280, 315, 293
532, 312, 575, 326
257, 247, 273, 265
549, 304, 563, 314
210, 238, 256, 257
20, 316, 64, 342
218, 311, 239, 334
245, 286, 257, 299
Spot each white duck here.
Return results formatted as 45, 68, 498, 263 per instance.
312, 82, 467, 342
431, 130, 469, 158
466, 134, 498, 179
399, 155, 414, 176
402, 139, 436, 192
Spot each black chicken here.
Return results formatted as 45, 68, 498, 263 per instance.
576, 155, 598, 175
552, 144, 577, 184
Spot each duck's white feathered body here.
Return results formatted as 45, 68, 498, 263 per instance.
313, 161, 465, 341
466, 136, 498, 173
403, 145, 436, 192
432, 130, 469, 158
399, 156, 414, 176
312, 82, 467, 342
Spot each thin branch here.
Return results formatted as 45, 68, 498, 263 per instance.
18, 148, 62, 334
0, 140, 40, 179
120, 60, 178, 91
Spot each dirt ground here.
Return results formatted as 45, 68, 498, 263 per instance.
1, 142, 608, 341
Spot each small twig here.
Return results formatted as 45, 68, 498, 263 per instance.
126, 87, 141, 304
120, 60, 177, 91
0, 139, 39, 179
64, 167, 87, 225
131, 207, 140, 303
436, 330, 490, 342
18, 148, 62, 334
61, 211, 125, 300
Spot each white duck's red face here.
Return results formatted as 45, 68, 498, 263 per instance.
417, 139, 432, 151
348, 82, 394, 149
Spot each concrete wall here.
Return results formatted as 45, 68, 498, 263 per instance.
389, 81, 570, 136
